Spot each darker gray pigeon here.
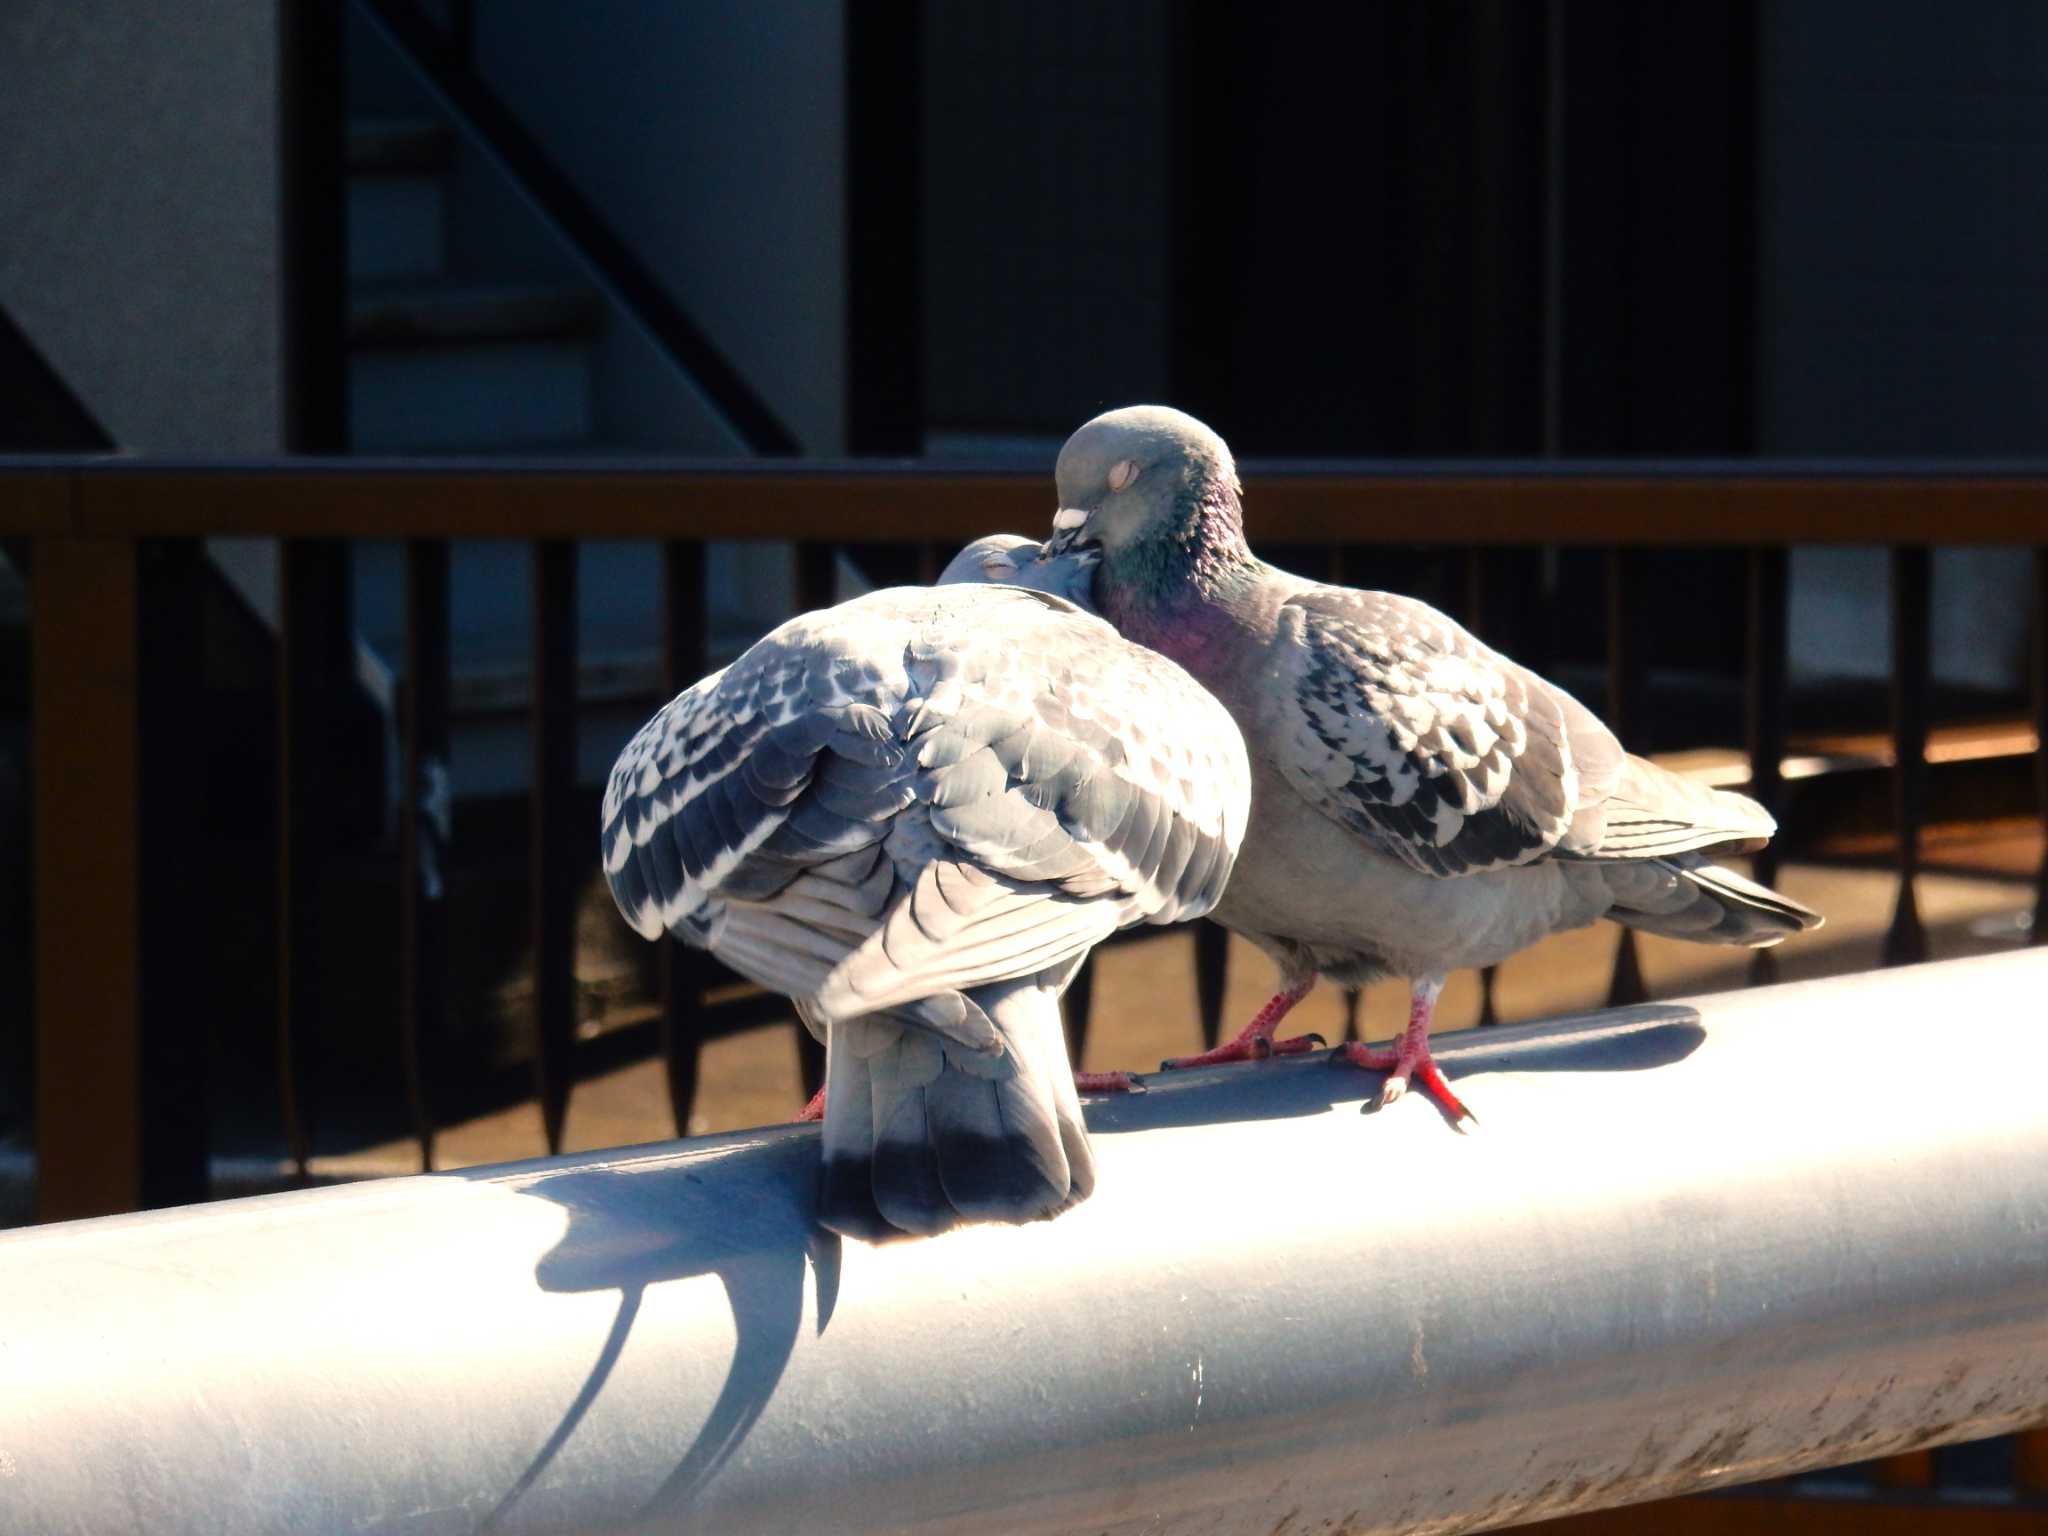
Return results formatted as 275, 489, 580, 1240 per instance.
1044, 405, 1822, 1127
602, 577, 1249, 1238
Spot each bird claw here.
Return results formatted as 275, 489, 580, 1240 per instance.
1337, 1041, 1474, 1129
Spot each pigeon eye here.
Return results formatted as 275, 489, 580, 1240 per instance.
1108, 459, 1138, 492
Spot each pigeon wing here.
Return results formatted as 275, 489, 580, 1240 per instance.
1272, 586, 1624, 878
603, 584, 1247, 1047
599, 598, 917, 946
813, 589, 1250, 1019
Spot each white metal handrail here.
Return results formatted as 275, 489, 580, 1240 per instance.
5, 951, 2047, 1534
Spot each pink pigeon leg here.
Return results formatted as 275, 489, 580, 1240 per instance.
1160, 976, 1321, 1070
795, 1085, 827, 1123
1072, 1070, 1144, 1094
1338, 975, 1474, 1128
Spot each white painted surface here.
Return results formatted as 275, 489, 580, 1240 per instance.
5, 953, 2047, 1534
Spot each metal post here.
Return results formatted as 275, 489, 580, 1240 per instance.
531, 539, 579, 1154
2031, 547, 2047, 946
1884, 546, 1933, 967
30, 535, 141, 1220
7, 952, 2048, 1535
1744, 545, 1789, 985
1605, 548, 1651, 1006
399, 539, 451, 1170
277, 540, 352, 1182
136, 538, 211, 1208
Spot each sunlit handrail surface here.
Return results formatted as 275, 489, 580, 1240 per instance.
4, 954, 2047, 1534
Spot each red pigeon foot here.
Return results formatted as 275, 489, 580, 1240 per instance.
1160, 978, 1321, 1070
1336, 976, 1474, 1130
1073, 1070, 1144, 1094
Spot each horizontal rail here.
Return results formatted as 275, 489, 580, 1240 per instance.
4, 459, 2048, 541
5, 952, 2047, 1535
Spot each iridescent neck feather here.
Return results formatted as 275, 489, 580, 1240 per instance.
1097, 477, 1256, 658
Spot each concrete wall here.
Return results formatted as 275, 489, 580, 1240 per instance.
921, 0, 1172, 441
0, 1, 283, 452
470, 0, 847, 454
1758, 1, 2048, 457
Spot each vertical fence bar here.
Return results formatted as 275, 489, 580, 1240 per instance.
1605, 548, 1649, 1006
1882, 547, 1932, 967
659, 539, 714, 1136
399, 540, 450, 1171
1745, 546, 1789, 985
1193, 922, 1230, 1049
531, 541, 579, 1155
32, 532, 142, 1220
277, 542, 352, 1183
137, 539, 211, 1208
2032, 547, 2047, 947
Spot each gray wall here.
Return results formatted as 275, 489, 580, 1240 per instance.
471, 0, 847, 453
922, 0, 1172, 440
0, 1, 283, 452
1758, 2, 2047, 689
1759, 2, 2048, 457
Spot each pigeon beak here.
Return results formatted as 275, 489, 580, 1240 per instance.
1045, 506, 1095, 557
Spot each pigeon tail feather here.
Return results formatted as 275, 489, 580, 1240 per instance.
817, 977, 1090, 1240
1607, 857, 1823, 948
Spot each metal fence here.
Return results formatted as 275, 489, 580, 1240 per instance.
6, 459, 2046, 1217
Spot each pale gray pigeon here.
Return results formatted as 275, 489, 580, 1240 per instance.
601, 575, 1249, 1238
937, 532, 1101, 607
1044, 405, 1823, 1126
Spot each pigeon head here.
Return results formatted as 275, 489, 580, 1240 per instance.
937, 533, 1101, 608
937, 533, 1038, 585
1046, 405, 1243, 562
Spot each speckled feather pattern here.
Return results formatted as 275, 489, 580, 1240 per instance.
603, 576, 1250, 1237
1276, 588, 1609, 878
601, 583, 1248, 1006
1055, 404, 1821, 993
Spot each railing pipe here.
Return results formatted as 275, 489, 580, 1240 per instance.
9, 460, 2048, 544
399, 537, 451, 1169
1744, 545, 1790, 985
6, 952, 2048, 1535
530, 540, 579, 1154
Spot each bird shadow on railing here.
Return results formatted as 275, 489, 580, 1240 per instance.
1084, 1003, 1705, 1136
466, 1000, 1702, 1527
466, 1129, 841, 1530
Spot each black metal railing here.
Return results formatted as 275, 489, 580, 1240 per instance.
6, 460, 2046, 1211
